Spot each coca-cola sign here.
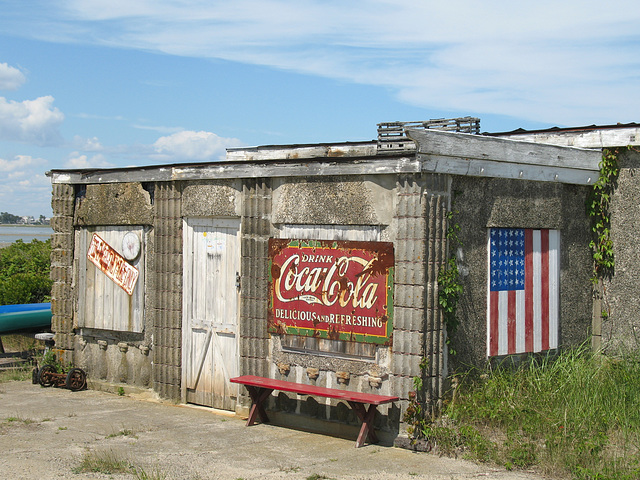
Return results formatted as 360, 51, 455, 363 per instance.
268, 239, 394, 345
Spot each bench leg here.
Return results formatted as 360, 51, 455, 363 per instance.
245, 386, 273, 426
348, 401, 379, 448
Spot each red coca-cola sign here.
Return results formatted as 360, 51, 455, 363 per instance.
268, 239, 394, 345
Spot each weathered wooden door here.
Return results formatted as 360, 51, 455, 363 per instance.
182, 218, 240, 410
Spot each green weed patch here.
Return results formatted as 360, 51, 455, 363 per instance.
408, 346, 640, 479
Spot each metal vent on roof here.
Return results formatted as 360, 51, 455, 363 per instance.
377, 117, 481, 153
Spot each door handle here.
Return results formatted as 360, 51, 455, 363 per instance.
236, 271, 241, 290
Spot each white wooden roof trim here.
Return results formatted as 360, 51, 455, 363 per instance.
491, 126, 640, 149
422, 154, 596, 185
172, 156, 420, 179
407, 129, 601, 185
47, 156, 420, 184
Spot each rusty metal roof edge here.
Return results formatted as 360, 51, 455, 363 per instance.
485, 122, 640, 137
226, 140, 376, 151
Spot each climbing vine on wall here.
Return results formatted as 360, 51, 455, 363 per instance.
586, 148, 620, 282
403, 357, 430, 440
438, 210, 463, 354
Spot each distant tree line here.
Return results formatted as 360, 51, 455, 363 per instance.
0, 212, 21, 224
0, 212, 49, 225
0, 239, 52, 305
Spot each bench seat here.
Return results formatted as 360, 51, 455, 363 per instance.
230, 375, 398, 448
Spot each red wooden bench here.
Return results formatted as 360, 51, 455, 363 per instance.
230, 375, 398, 448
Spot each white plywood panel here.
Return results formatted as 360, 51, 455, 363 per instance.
281, 224, 381, 242
79, 226, 145, 333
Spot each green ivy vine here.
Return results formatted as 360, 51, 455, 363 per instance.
403, 357, 430, 440
405, 211, 463, 438
438, 210, 463, 354
586, 148, 620, 282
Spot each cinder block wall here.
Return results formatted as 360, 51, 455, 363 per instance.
424, 190, 449, 409
448, 176, 593, 369
151, 182, 183, 400
50, 183, 76, 365
602, 148, 640, 352
239, 178, 272, 385
393, 175, 449, 417
51, 183, 156, 392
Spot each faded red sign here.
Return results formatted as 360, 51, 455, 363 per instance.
87, 233, 139, 295
268, 239, 394, 345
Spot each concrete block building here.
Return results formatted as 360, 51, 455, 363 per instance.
47, 119, 603, 441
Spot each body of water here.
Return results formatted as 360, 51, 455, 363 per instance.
0, 225, 54, 245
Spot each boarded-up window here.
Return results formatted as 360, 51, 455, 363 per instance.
78, 226, 145, 333
277, 224, 383, 359
487, 228, 559, 356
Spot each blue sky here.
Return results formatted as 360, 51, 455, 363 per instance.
1, 0, 639, 217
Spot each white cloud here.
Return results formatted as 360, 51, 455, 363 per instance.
0, 155, 51, 216
0, 62, 26, 90
0, 154, 39, 172
4, 1, 640, 127
0, 96, 64, 146
152, 130, 244, 161
65, 152, 113, 168
72, 135, 103, 151
1, 171, 50, 189
75, 112, 125, 121
133, 124, 184, 135
31, 0, 638, 127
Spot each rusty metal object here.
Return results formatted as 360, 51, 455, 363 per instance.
37, 364, 87, 391
65, 368, 87, 391
37, 365, 58, 387
87, 233, 139, 295
336, 371, 350, 384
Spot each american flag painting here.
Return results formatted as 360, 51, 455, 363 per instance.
487, 228, 559, 357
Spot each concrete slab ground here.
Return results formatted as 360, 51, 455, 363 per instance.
0, 380, 545, 480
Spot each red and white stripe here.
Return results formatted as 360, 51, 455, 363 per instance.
487, 229, 559, 357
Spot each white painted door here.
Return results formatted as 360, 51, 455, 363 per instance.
182, 218, 240, 410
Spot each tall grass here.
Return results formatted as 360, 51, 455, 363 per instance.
73, 449, 133, 474
421, 346, 640, 479
1, 334, 43, 353
73, 449, 168, 479
0, 366, 33, 383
